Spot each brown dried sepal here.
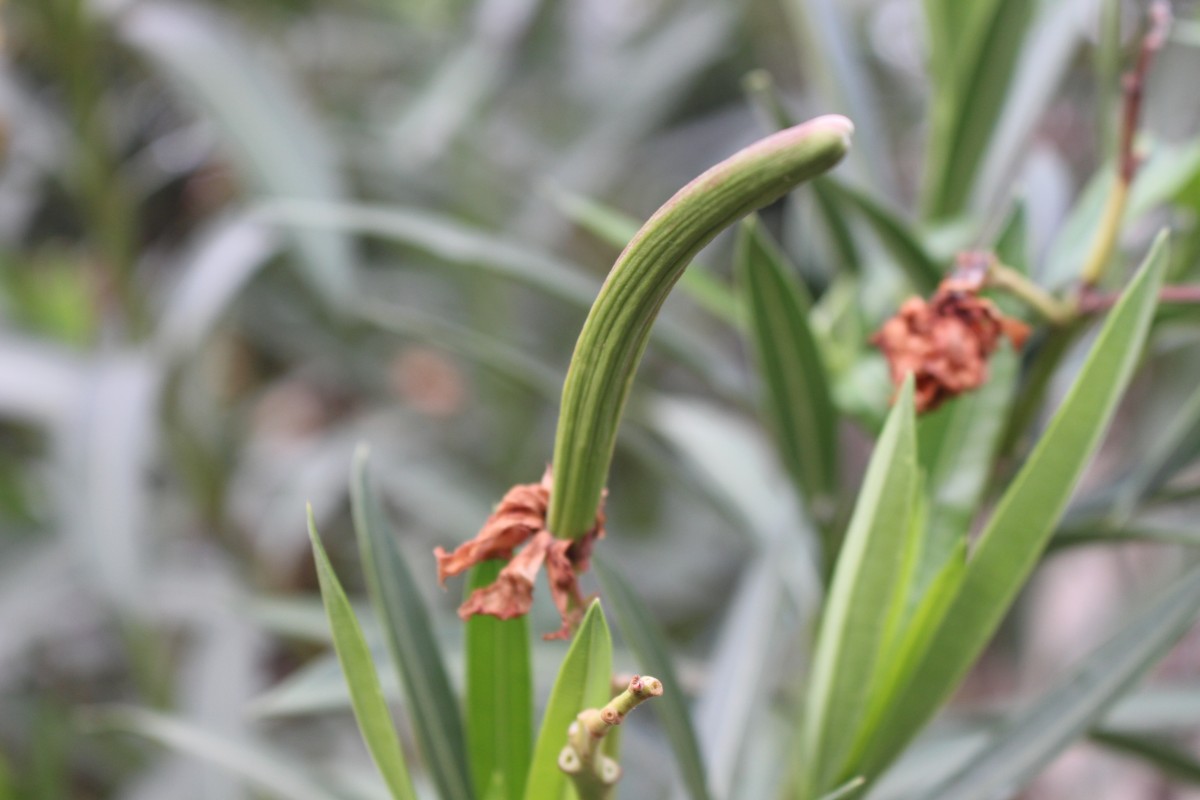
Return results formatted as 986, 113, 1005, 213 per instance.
435, 468, 606, 640
872, 259, 1030, 414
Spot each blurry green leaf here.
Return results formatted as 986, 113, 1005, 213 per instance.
737, 217, 839, 529
358, 303, 561, 401
856, 231, 1170, 781
818, 777, 866, 800
1053, 522, 1200, 550
248, 648, 397, 719
155, 218, 281, 360
1119, 734, 1200, 787
1092, 730, 1200, 785
921, 0, 1033, 219
820, 179, 941, 293
61, 354, 159, 615
594, 557, 711, 800
350, 449, 473, 800
259, 199, 595, 306
1128, 141, 1200, 219
810, 178, 862, 276
693, 552, 798, 800
524, 601, 612, 800
308, 510, 416, 800
801, 378, 918, 794
993, 203, 1029, 275
548, 187, 741, 327
923, 564, 1200, 800
119, 4, 354, 308
257, 200, 739, 398
1043, 170, 1110, 287
465, 560, 533, 800
1106, 684, 1200, 733
782, 0, 894, 196
1045, 142, 1200, 287
976, 0, 1098, 216
1115, 379, 1200, 515
83, 706, 340, 800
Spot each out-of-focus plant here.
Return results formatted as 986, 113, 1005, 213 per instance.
4, 0, 1200, 798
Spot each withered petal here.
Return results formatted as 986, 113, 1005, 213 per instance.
434, 470, 552, 585
872, 273, 1030, 413
542, 537, 589, 641
456, 530, 553, 621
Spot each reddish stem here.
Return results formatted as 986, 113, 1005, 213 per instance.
1078, 284, 1200, 315
1118, 1, 1172, 183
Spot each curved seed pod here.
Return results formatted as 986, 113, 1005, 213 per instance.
548, 115, 855, 539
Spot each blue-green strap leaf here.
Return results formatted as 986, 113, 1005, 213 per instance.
350, 448, 474, 800
308, 509, 416, 800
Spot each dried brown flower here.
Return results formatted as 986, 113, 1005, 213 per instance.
434, 467, 606, 640
872, 259, 1030, 413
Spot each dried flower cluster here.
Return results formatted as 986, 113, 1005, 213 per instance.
434, 468, 605, 640
872, 260, 1030, 413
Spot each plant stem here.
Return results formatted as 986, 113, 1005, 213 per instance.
1078, 283, 1200, 314
546, 116, 853, 540
558, 675, 663, 800
1080, 0, 1171, 287
987, 262, 1074, 325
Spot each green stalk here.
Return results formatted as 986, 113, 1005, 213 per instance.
546, 116, 854, 539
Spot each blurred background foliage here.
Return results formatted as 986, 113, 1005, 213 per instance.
1, 0, 1200, 797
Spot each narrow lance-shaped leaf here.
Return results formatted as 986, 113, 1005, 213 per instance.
524, 601, 613, 800
917, 346, 1018, 594
350, 448, 474, 800
594, 556, 711, 800
921, 0, 1033, 219
852, 231, 1170, 783
255, 200, 737, 399
800, 377, 918, 796
465, 559, 534, 800
737, 216, 839, 532
548, 116, 853, 540
307, 509, 416, 800
819, 178, 942, 293
81, 706, 342, 800
1091, 729, 1200, 786
923, 563, 1200, 800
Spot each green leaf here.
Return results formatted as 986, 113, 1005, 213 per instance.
810, 178, 862, 277
800, 378, 919, 795
921, 0, 1033, 219
922, 563, 1200, 800
81, 705, 341, 800
993, 202, 1029, 275
524, 601, 613, 800
1114, 379, 1200, 516
820, 178, 942, 293
465, 560, 534, 800
855, 231, 1170, 782
350, 449, 474, 800
818, 777, 867, 800
918, 347, 1018, 593
593, 557, 711, 800
255, 200, 737, 399
736, 216, 839, 529
1091, 729, 1200, 785
257, 199, 597, 308
306, 510, 416, 800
